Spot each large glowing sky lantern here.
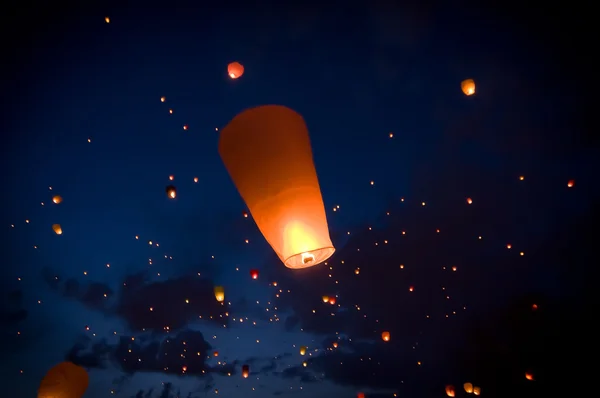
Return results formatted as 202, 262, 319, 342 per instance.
218, 105, 335, 269
38, 361, 89, 398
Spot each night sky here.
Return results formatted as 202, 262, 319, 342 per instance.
1, 1, 597, 397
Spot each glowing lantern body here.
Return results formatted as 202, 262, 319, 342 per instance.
357, 393, 365, 398
381, 331, 390, 342
166, 185, 176, 199
227, 62, 244, 79
214, 286, 225, 302
473, 386, 481, 395
242, 211, 248, 218
525, 372, 534, 380
322, 295, 329, 303
218, 105, 335, 269
445, 385, 456, 397
332, 341, 338, 348
38, 361, 89, 398
567, 179, 575, 188
329, 297, 336, 305
461, 79, 476, 95
299, 346, 307, 355
52, 195, 62, 204
464, 383, 473, 393
52, 224, 62, 235
250, 269, 259, 279
242, 364, 249, 378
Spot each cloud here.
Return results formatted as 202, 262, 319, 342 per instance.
42, 269, 230, 333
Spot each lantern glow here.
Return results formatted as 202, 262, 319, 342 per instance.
218, 105, 335, 269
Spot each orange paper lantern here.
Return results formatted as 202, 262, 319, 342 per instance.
242, 364, 249, 378
214, 286, 225, 302
461, 79, 476, 96
219, 105, 335, 269
228, 62, 244, 79
38, 361, 88, 398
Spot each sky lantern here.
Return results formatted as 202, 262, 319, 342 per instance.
332, 341, 338, 348
466, 197, 473, 204
242, 210, 248, 218
52, 224, 62, 235
322, 295, 329, 303
357, 393, 365, 398
242, 364, 249, 378
52, 195, 62, 204
445, 385, 456, 397
299, 346, 307, 355
227, 62, 244, 79
38, 361, 88, 398
213, 351, 219, 357
166, 185, 176, 199
464, 383, 473, 393
250, 269, 259, 279
461, 79, 476, 95
218, 105, 335, 269
328, 297, 336, 305
214, 286, 225, 302
104, 17, 110, 23
525, 372, 534, 380
381, 331, 390, 341
567, 179, 575, 188
473, 386, 481, 395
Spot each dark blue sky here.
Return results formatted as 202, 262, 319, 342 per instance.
1, 1, 597, 397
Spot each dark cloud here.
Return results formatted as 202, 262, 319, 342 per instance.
42, 269, 230, 333
67, 328, 219, 376
115, 274, 229, 333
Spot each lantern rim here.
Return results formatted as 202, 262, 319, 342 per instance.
283, 246, 335, 269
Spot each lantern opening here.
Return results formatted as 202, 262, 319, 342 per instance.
301, 252, 315, 264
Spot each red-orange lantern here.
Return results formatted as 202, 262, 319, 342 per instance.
228, 62, 244, 79
250, 269, 259, 279
461, 79, 476, 96
525, 372, 534, 381
445, 385, 456, 397
242, 210, 248, 218
242, 364, 249, 378
381, 331, 390, 342
567, 179, 575, 188
328, 297, 336, 305
38, 361, 89, 398
357, 393, 365, 398
219, 105, 335, 269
